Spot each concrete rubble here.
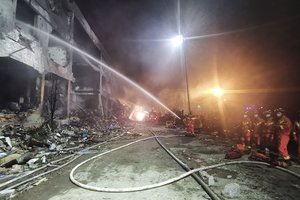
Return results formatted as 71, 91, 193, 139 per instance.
0, 108, 133, 181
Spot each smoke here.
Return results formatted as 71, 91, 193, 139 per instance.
75, 0, 300, 113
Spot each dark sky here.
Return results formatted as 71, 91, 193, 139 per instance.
75, 0, 300, 116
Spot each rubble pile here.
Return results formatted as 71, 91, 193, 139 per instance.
0, 108, 133, 181
0, 111, 28, 124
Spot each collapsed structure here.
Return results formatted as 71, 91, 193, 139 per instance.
0, 0, 116, 124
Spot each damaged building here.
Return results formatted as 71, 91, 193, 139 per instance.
0, 0, 116, 124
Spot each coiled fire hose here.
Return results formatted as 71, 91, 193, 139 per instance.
69, 135, 300, 194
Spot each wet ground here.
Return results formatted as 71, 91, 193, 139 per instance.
159, 132, 300, 200
6, 125, 300, 200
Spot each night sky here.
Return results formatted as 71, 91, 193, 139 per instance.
75, 0, 300, 118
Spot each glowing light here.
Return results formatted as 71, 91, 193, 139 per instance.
171, 35, 183, 47
136, 111, 146, 121
129, 106, 149, 121
213, 88, 224, 97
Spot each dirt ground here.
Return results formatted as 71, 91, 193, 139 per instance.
5, 125, 300, 200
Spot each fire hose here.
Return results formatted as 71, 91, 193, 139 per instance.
69, 135, 300, 195
0, 134, 124, 190
152, 133, 221, 200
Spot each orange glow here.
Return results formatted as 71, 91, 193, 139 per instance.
213, 88, 224, 97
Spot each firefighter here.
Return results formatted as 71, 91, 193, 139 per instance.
274, 108, 292, 166
252, 111, 264, 147
293, 110, 300, 157
186, 116, 195, 136
261, 110, 276, 152
241, 111, 253, 147
184, 115, 195, 136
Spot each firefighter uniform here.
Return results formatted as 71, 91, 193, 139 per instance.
187, 117, 195, 135
261, 110, 276, 150
241, 112, 253, 146
294, 117, 300, 157
184, 116, 195, 136
274, 108, 292, 161
252, 113, 264, 147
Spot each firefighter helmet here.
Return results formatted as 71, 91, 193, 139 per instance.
243, 111, 250, 118
263, 110, 272, 118
253, 110, 259, 118
274, 108, 284, 118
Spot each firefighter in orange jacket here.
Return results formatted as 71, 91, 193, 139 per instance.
185, 116, 195, 136
241, 111, 253, 147
252, 111, 264, 147
274, 108, 292, 165
261, 110, 276, 151
293, 110, 300, 157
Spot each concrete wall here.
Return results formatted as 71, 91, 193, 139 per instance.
0, 0, 17, 34
0, 0, 116, 118
0, 0, 74, 80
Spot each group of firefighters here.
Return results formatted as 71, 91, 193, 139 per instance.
241, 108, 300, 167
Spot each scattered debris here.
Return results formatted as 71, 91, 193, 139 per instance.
225, 149, 243, 159
0, 189, 15, 198
49, 143, 57, 151
222, 183, 241, 198
208, 175, 215, 186
17, 152, 36, 164
33, 177, 48, 186
27, 158, 39, 169
41, 156, 47, 164
10, 164, 23, 174
0, 154, 21, 167
0, 108, 134, 188
0, 152, 7, 158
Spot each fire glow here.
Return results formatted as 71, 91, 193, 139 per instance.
129, 106, 148, 121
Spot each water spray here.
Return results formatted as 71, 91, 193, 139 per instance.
16, 20, 180, 119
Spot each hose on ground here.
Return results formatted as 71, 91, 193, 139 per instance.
0, 154, 75, 189
69, 136, 300, 193
153, 133, 221, 200
7, 155, 81, 190
0, 134, 123, 190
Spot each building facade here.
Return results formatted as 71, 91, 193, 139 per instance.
0, 0, 115, 121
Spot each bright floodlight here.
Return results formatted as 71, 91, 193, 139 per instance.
171, 35, 183, 47
213, 88, 224, 97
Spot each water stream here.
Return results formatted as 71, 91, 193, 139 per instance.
16, 21, 180, 119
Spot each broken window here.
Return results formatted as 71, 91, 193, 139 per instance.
15, 0, 39, 39
16, 0, 35, 26
71, 62, 100, 110
0, 58, 40, 111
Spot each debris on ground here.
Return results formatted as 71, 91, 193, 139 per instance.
0, 108, 135, 183
222, 183, 241, 198
225, 149, 243, 159
208, 175, 215, 186
0, 188, 15, 198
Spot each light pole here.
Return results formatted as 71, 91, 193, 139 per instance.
171, 35, 191, 115
182, 41, 192, 115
